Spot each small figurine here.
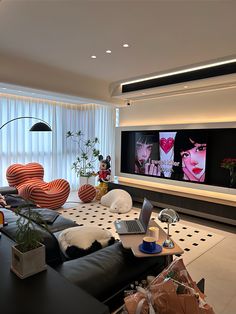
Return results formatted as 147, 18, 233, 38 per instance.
97, 155, 111, 183
96, 155, 111, 200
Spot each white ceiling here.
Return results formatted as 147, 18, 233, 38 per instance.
0, 0, 235, 89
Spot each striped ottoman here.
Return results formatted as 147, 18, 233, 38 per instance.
78, 184, 96, 203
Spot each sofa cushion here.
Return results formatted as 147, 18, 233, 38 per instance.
58, 226, 115, 259
4, 194, 35, 208
0, 186, 18, 195
55, 242, 166, 306
1, 208, 77, 266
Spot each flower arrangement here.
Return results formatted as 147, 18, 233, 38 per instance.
221, 158, 236, 188
66, 131, 100, 178
221, 158, 236, 170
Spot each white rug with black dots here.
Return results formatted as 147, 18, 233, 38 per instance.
57, 201, 225, 266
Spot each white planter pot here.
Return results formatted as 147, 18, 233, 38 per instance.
79, 176, 96, 186
11, 243, 47, 279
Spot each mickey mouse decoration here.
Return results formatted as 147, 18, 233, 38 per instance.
97, 155, 111, 183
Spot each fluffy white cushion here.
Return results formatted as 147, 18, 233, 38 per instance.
58, 226, 115, 259
101, 189, 132, 213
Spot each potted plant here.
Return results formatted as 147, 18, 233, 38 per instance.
221, 158, 236, 188
11, 205, 47, 279
66, 130, 100, 185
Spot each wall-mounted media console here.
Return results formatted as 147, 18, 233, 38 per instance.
121, 127, 236, 189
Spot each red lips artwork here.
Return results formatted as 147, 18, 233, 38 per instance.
160, 137, 175, 154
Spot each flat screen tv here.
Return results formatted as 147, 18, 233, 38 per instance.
120, 128, 236, 188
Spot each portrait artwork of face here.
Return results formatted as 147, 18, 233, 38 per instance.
180, 139, 207, 182
172, 130, 208, 183
136, 141, 153, 165
134, 133, 159, 176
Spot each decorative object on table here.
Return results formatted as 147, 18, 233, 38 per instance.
95, 155, 111, 200
138, 236, 162, 254
58, 226, 115, 259
158, 208, 180, 249
66, 130, 100, 184
124, 258, 216, 314
0, 116, 52, 132
148, 226, 160, 241
221, 158, 236, 188
6, 162, 70, 209
101, 189, 133, 213
11, 204, 48, 279
78, 184, 96, 203
0, 210, 4, 237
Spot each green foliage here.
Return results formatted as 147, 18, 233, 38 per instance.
221, 158, 236, 170
66, 130, 100, 177
15, 205, 48, 253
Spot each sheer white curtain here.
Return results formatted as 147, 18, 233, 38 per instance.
0, 94, 115, 190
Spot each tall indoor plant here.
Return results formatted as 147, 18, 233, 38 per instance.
11, 205, 47, 279
66, 130, 100, 184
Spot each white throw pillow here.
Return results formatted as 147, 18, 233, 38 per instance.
101, 189, 132, 213
58, 226, 115, 259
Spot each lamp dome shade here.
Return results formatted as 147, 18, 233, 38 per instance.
30, 122, 52, 132
158, 208, 180, 224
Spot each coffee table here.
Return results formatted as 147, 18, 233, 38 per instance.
118, 220, 184, 261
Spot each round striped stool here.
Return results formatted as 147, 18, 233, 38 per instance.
78, 184, 96, 203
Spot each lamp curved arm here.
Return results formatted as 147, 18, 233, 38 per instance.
0, 116, 52, 131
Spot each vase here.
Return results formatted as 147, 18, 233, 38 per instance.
229, 168, 236, 188
79, 176, 95, 187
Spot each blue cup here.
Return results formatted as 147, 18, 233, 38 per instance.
142, 237, 157, 252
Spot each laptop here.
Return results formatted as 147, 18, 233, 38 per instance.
114, 198, 153, 235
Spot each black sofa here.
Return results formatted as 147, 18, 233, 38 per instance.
1, 190, 167, 312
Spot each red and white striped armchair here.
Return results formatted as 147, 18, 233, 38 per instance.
6, 163, 70, 209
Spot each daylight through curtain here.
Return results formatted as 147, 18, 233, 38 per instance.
0, 94, 115, 190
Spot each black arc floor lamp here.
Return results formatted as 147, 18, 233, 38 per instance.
0, 116, 52, 132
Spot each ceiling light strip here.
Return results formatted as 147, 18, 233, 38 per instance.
121, 58, 236, 86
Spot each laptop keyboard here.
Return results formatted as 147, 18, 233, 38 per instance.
125, 220, 142, 232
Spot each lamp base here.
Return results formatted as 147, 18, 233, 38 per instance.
163, 238, 175, 249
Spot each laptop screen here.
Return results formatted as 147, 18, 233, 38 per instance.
139, 198, 153, 231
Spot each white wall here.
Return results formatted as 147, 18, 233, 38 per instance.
117, 88, 236, 201
119, 88, 236, 126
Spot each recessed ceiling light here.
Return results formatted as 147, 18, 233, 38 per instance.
123, 43, 129, 48
141, 92, 146, 95
17, 90, 22, 93
106, 50, 112, 54
91, 55, 97, 59
184, 85, 188, 89
2, 87, 6, 90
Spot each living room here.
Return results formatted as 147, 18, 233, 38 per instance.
0, 1, 236, 314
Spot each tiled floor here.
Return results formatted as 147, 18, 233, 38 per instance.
62, 192, 236, 314
180, 213, 236, 314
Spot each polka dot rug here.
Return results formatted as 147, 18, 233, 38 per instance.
57, 201, 225, 266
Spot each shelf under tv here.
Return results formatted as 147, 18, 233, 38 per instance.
108, 178, 236, 226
